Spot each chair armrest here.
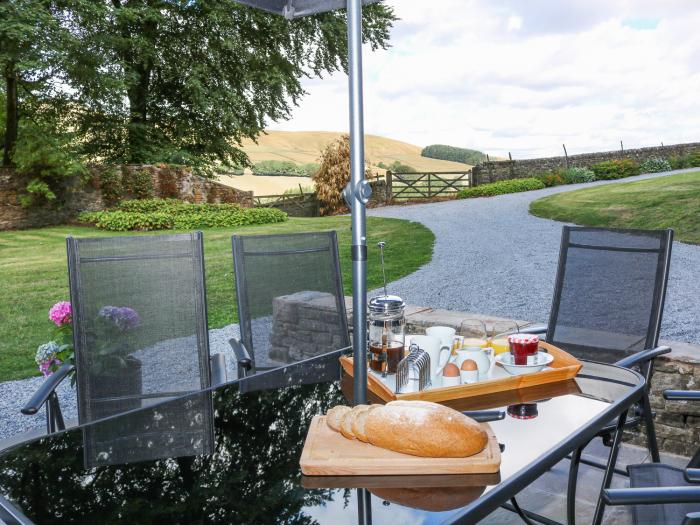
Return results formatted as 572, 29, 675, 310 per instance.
229, 338, 252, 378
603, 486, 700, 506
664, 390, 700, 401
685, 469, 700, 483
209, 354, 228, 387
21, 364, 74, 415
518, 324, 547, 336
615, 345, 672, 369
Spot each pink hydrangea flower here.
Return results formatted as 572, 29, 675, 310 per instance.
49, 301, 72, 327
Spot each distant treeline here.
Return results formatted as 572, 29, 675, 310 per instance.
225, 160, 319, 177
421, 144, 486, 165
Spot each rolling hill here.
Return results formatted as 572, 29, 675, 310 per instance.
240, 131, 472, 172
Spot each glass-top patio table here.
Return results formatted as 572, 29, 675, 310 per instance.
0, 348, 644, 525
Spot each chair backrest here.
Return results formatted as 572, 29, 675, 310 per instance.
232, 231, 350, 371
546, 226, 673, 364
67, 232, 215, 465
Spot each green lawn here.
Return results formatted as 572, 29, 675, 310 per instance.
0, 217, 434, 381
529, 172, 700, 244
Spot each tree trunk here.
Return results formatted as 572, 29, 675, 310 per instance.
3, 65, 18, 166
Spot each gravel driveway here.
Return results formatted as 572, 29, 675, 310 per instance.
368, 168, 700, 346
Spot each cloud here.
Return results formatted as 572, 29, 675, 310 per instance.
271, 0, 700, 158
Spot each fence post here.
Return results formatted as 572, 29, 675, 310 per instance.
563, 144, 569, 168
428, 173, 432, 198
385, 171, 393, 202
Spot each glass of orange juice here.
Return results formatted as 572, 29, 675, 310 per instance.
486, 320, 521, 355
459, 320, 488, 349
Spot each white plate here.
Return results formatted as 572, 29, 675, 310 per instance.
495, 351, 554, 376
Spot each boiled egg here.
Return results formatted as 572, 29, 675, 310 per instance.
442, 363, 460, 377
461, 359, 478, 372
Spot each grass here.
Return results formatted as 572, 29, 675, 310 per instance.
529, 171, 700, 244
0, 217, 434, 381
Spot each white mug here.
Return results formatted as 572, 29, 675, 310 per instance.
409, 335, 451, 378
426, 326, 457, 349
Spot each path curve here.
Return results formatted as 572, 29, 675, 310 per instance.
368, 169, 700, 345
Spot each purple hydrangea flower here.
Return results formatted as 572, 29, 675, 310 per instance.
98, 306, 141, 331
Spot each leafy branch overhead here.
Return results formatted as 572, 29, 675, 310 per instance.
1, 0, 396, 175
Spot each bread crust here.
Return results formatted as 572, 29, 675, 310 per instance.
364, 401, 487, 458
326, 405, 351, 432
352, 405, 379, 442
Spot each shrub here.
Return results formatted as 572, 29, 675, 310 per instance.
123, 169, 155, 199
98, 168, 123, 206
458, 178, 545, 198
79, 199, 287, 231
313, 135, 372, 215
560, 167, 596, 184
535, 171, 565, 187
667, 152, 700, 170
79, 211, 174, 231
590, 158, 641, 180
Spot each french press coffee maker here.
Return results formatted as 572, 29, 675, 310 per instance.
368, 242, 406, 375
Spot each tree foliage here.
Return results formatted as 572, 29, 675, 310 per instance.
0, 0, 396, 186
421, 144, 486, 165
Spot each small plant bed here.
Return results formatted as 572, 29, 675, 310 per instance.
79, 199, 288, 231
529, 171, 700, 244
458, 178, 545, 199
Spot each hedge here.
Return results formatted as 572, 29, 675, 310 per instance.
590, 159, 641, 180
79, 199, 287, 231
458, 178, 545, 198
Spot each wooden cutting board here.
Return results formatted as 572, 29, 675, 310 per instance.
300, 415, 501, 476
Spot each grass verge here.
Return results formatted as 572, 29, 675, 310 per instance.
0, 217, 434, 381
529, 172, 700, 244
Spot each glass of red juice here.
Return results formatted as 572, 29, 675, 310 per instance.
507, 334, 539, 365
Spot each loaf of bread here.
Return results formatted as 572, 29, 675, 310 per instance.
363, 400, 487, 457
340, 404, 371, 439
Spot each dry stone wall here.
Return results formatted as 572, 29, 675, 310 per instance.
472, 141, 700, 185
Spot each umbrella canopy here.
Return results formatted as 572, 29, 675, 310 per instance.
234, 0, 377, 405
235, 0, 378, 19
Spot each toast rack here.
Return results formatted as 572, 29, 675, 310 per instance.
396, 343, 431, 394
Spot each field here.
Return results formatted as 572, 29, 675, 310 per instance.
0, 217, 434, 382
529, 172, 700, 244
217, 173, 314, 194
240, 130, 471, 173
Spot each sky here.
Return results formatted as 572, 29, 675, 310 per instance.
270, 0, 700, 158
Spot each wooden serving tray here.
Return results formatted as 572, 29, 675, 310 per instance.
299, 415, 501, 476
340, 341, 582, 403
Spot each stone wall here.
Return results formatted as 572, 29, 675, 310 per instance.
472, 141, 700, 185
0, 164, 253, 230
270, 291, 347, 362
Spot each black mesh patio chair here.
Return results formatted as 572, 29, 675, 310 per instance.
229, 231, 350, 378
518, 226, 674, 525
603, 389, 700, 525
21, 232, 227, 446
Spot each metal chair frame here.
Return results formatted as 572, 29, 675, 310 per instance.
21, 232, 227, 434
516, 226, 674, 525
229, 231, 350, 378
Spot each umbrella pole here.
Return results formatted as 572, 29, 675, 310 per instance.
347, 0, 368, 405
